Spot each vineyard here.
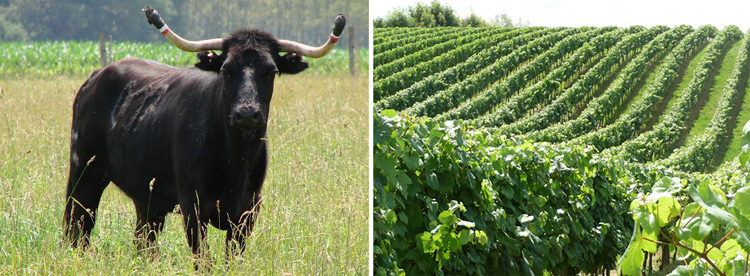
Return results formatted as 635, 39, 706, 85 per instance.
373, 26, 750, 275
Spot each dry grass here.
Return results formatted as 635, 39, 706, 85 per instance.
0, 72, 368, 275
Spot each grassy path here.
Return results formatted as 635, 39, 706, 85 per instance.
723, 68, 750, 163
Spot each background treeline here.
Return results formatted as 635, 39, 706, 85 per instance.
0, 0, 368, 47
374, 0, 529, 28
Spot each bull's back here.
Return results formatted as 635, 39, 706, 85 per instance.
71, 58, 204, 199
73, 58, 178, 126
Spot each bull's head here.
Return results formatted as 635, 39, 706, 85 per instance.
143, 7, 346, 138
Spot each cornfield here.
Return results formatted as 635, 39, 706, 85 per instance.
0, 41, 368, 77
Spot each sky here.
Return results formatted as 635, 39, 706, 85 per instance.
371, 0, 750, 30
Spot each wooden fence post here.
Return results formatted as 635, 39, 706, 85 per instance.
99, 33, 107, 67
348, 26, 358, 76
109, 35, 114, 65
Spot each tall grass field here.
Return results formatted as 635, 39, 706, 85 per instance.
0, 57, 368, 274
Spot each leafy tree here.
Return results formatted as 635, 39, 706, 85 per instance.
408, 3, 441, 27
375, 1, 527, 28
417, 9, 436, 27
0, 11, 27, 41
374, 17, 386, 28
409, 1, 459, 27
492, 13, 514, 27
462, 12, 488, 27
429, 0, 459, 27
383, 9, 415, 28
491, 13, 529, 27
0, 0, 176, 42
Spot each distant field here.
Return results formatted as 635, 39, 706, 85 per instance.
0, 70, 368, 274
0, 41, 369, 77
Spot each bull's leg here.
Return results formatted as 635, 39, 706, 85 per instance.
62, 156, 109, 249
133, 202, 166, 255
225, 194, 262, 259
179, 200, 210, 270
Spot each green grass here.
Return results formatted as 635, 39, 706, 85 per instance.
0, 72, 368, 274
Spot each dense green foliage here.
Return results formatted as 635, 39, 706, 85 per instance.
534, 25, 715, 147
619, 121, 750, 275
440, 26, 628, 122
0, 41, 368, 77
374, 110, 670, 275
374, 27, 545, 106
374, 28, 496, 81
373, 28, 469, 67
491, 25, 682, 136
404, 27, 581, 118
373, 109, 750, 275
374, 25, 750, 274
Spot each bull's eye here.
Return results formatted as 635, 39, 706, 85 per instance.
221, 69, 230, 78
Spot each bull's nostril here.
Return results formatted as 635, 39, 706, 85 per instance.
233, 112, 243, 122
252, 112, 261, 122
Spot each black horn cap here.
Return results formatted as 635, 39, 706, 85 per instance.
332, 14, 346, 37
142, 7, 165, 29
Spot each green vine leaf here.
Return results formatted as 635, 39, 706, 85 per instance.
689, 181, 736, 227
619, 225, 645, 276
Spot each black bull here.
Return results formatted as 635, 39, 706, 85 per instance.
62, 29, 311, 257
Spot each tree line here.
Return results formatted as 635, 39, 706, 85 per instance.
374, 1, 529, 28
0, 0, 367, 48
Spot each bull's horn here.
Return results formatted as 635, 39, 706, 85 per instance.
143, 7, 223, 52
278, 14, 346, 58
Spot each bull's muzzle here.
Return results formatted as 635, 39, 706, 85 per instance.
232, 107, 264, 131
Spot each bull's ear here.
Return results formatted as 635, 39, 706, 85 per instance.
195, 51, 225, 72
277, 53, 309, 74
